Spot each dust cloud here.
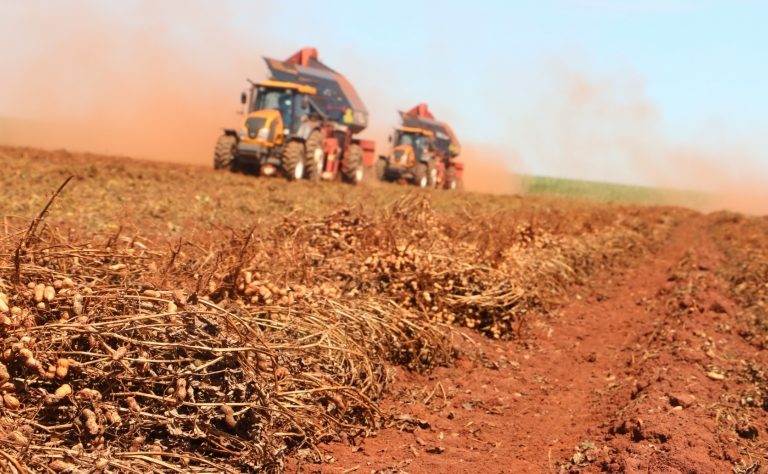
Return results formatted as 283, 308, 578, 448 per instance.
522, 67, 768, 214
460, 144, 522, 195
0, 1, 267, 165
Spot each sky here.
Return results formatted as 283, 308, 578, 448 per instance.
0, 0, 766, 196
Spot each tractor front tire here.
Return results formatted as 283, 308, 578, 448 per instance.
304, 130, 324, 180
282, 141, 306, 181
342, 144, 364, 184
428, 160, 439, 188
374, 157, 387, 182
213, 135, 236, 170
413, 162, 430, 188
445, 166, 462, 191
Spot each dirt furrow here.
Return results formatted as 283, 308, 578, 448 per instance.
306, 215, 765, 473
598, 217, 768, 473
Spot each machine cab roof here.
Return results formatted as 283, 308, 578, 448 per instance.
255, 80, 317, 95
397, 126, 434, 137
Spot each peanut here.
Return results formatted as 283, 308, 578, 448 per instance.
49, 460, 75, 472
111, 346, 127, 361
34, 283, 45, 303
220, 404, 236, 428
0, 294, 9, 313
55, 358, 70, 378
3, 394, 20, 409
44, 285, 56, 302
54, 384, 72, 398
126, 396, 141, 412
174, 379, 187, 404
81, 408, 100, 435
77, 388, 102, 400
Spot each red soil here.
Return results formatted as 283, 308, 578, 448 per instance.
294, 216, 767, 473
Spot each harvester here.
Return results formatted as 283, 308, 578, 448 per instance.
375, 103, 463, 189
213, 48, 375, 183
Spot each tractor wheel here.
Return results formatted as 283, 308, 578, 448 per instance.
374, 157, 387, 181
213, 135, 236, 170
281, 141, 306, 181
428, 161, 439, 188
413, 162, 430, 188
342, 144, 364, 184
304, 130, 324, 180
445, 166, 461, 191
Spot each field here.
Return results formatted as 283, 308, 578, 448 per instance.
519, 175, 709, 208
0, 145, 767, 473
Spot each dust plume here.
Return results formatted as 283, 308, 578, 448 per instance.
522, 65, 768, 214
460, 144, 522, 195
661, 146, 768, 215
0, 1, 269, 165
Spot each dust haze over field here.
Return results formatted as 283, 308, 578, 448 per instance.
1, 2, 767, 211
0, 2, 262, 165
497, 65, 767, 213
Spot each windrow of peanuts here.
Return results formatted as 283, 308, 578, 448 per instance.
709, 213, 768, 349
217, 196, 685, 339
0, 195, 686, 472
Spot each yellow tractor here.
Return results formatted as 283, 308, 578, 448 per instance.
213, 48, 375, 182
376, 103, 463, 189
376, 126, 438, 187
213, 80, 318, 180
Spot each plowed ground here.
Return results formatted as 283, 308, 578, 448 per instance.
309, 215, 768, 474
0, 145, 767, 473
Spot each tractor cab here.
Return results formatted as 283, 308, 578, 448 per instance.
238, 80, 317, 147
389, 127, 434, 167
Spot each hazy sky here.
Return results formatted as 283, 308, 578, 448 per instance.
1, 0, 766, 189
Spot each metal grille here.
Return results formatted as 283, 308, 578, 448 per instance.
245, 117, 267, 139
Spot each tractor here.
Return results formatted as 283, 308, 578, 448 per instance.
213, 48, 375, 183
375, 103, 463, 190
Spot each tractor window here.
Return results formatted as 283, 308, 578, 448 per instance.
277, 93, 293, 130
413, 135, 426, 160
253, 89, 290, 113
397, 133, 414, 147
396, 132, 428, 160
294, 94, 310, 122
253, 89, 296, 131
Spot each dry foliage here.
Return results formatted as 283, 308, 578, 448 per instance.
0, 152, 689, 472
208, 195, 683, 338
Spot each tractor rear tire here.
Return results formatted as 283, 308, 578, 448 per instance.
304, 130, 324, 180
428, 160, 438, 188
413, 162, 430, 188
445, 166, 461, 191
342, 144, 364, 184
374, 157, 387, 181
213, 135, 236, 170
282, 141, 306, 181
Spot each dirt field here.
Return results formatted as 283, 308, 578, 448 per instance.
0, 145, 766, 473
